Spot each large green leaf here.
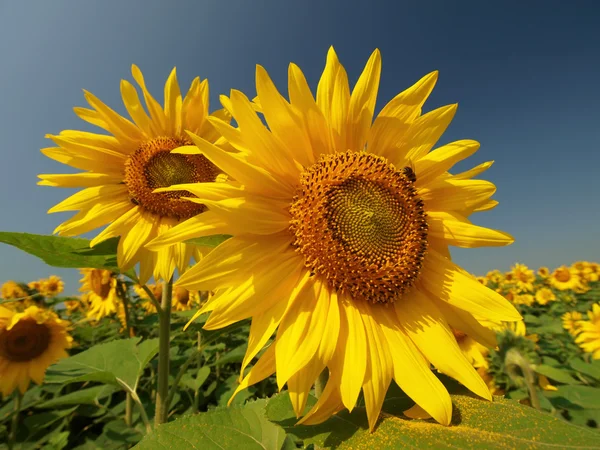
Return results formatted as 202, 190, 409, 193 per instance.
134, 399, 287, 450
570, 358, 600, 381
0, 232, 119, 270
267, 391, 600, 449
545, 385, 600, 409
534, 364, 582, 385
45, 337, 159, 392
37, 385, 117, 408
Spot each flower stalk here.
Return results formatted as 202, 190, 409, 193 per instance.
8, 391, 22, 450
154, 277, 173, 426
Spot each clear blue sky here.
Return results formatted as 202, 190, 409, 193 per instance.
1, 0, 598, 295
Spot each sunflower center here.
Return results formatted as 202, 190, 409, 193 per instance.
555, 268, 571, 282
124, 137, 220, 220
0, 320, 51, 362
90, 271, 111, 299
289, 151, 428, 304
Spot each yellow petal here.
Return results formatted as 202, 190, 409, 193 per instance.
414, 140, 480, 186
163, 67, 182, 136
48, 185, 127, 213
120, 79, 154, 136
346, 49, 381, 152
420, 179, 496, 212
276, 276, 329, 389
433, 299, 498, 349
229, 344, 276, 406
395, 104, 457, 166
38, 173, 122, 188
403, 403, 433, 420
427, 211, 514, 248
369, 71, 438, 160
54, 198, 132, 237
296, 374, 345, 426
453, 161, 494, 180
421, 249, 522, 322
372, 304, 452, 426
397, 290, 492, 402
131, 64, 167, 134
288, 359, 326, 418
255, 65, 313, 167
117, 212, 154, 270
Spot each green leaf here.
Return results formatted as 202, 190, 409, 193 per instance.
0, 232, 119, 270
185, 234, 231, 248
211, 344, 246, 367
37, 385, 117, 408
546, 385, 600, 409
45, 337, 159, 392
267, 391, 600, 449
23, 407, 77, 435
570, 358, 600, 380
134, 399, 287, 450
534, 364, 582, 385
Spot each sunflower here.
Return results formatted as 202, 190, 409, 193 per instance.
0, 305, 72, 396
575, 303, 600, 359
63, 298, 84, 314
40, 275, 64, 297
485, 270, 503, 284
27, 280, 43, 293
39, 66, 230, 284
534, 287, 555, 305
133, 283, 163, 314
510, 263, 535, 293
149, 48, 521, 428
172, 286, 200, 312
549, 266, 585, 291
537, 266, 550, 279
79, 269, 120, 320
562, 311, 583, 334
1, 281, 27, 300
476, 276, 487, 286
513, 293, 534, 307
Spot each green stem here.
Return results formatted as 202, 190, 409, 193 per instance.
129, 390, 152, 434
154, 277, 173, 426
505, 348, 541, 411
141, 284, 162, 314
125, 392, 133, 427
117, 281, 134, 337
8, 391, 22, 450
314, 370, 329, 399
166, 347, 201, 409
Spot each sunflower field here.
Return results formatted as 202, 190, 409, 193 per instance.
2, 49, 600, 449
1, 238, 600, 449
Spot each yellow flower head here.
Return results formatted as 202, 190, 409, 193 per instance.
172, 286, 200, 312
476, 276, 487, 286
485, 270, 503, 284
562, 311, 583, 334
510, 263, 535, 292
537, 266, 550, 278
148, 48, 520, 429
575, 303, 600, 359
79, 269, 120, 321
550, 266, 585, 291
0, 305, 72, 396
27, 280, 43, 293
1, 281, 28, 300
513, 293, 534, 307
40, 275, 64, 297
534, 287, 556, 305
451, 328, 490, 369
39, 66, 231, 284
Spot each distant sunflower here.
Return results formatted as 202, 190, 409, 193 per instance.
550, 266, 585, 291
485, 270, 503, 284
537, 266, 550, 279
79, 269, 120, 320
1, 281, 27, 300
0, 305, 72, 396
575, 303, 600, 359
148, 47, 520, 429
40, 275, 64, 297
513, 293, 534, 307
510, 263, 535, 293
39, 66, 230, 283
534, 287, 556, 305
27, 280, 43, 293
172, 286, 200, 312
476, 276, 487, 286
133, 283, 163, 314
562, 311, 583, 334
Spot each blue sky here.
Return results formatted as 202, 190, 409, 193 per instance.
0, 0, 598, 295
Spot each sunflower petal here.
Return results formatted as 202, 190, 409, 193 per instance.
427, 211, 514, 248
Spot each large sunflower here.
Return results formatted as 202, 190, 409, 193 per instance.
0, 305, 72, 396
148, 47, 520, 429
39, 66, 229, 283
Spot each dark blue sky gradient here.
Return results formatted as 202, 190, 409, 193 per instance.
0, 0, 598, 295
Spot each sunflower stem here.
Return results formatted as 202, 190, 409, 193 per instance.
314, 370, 329, 399
505, 348, 541, 411
154, 277, 173, 426
141, 284, 162, 314
129, 389, 152, 434
125, 392, 133, 427
8, 391, 22, 450
117, 280, 134, 337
